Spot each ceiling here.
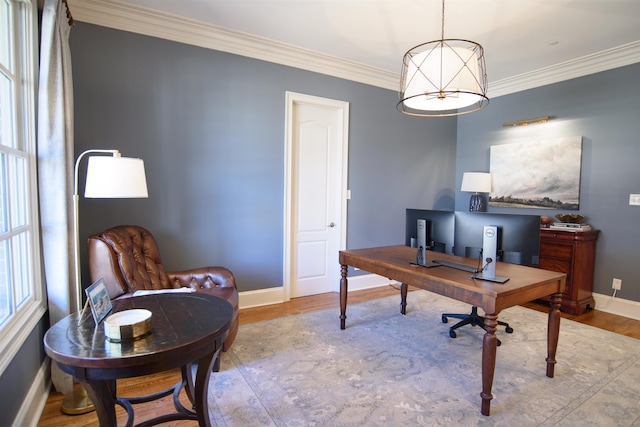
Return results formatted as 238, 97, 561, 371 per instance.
67, 0, 640, 97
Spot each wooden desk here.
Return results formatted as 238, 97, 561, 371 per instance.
44, 293, 232, 427
339, 245, 566, 416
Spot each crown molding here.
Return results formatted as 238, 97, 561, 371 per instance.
488, 41, 640, 98
67, 0, 399, 90
68, 0, 640, 98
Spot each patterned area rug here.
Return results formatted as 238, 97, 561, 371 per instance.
208, 290, 640, 426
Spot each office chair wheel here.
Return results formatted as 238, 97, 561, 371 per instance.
505, 326, 514, 333
442, 315, 448, 324
449, 330, 457, 338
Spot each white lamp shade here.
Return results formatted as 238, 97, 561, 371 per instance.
403, 44, 483, 111
84, 156, 148, 198
461, 172, 491, 193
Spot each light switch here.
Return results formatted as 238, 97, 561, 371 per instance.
630, 194, 640, 206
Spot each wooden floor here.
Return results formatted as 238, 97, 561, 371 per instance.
37, 285, 640, 426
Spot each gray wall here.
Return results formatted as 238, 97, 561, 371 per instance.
71, 23, 457, 292
456, 63, 640, 302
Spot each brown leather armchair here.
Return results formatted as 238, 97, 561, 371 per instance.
87, 225, 238, 351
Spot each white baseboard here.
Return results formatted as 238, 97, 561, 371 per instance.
592, 292, 640, 321
238, 286, 286, 309
346, 273, 396, 292
16, 359, 51, 427
238, 273, 392, 309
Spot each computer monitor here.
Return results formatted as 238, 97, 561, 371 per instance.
453, 211, 541, 266
405, 209, 455, 254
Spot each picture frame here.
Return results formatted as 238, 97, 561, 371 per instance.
489, 136, 583, 210
85, 278, 112, 324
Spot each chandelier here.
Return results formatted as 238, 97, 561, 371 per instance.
397, 0, 489, 117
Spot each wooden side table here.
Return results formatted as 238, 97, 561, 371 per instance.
44, 293, 232, 427
538, 227, 599, 315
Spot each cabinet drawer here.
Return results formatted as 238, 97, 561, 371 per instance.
538, 257, 571, 274
539, 243, 573, 259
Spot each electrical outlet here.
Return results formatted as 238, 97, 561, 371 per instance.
612, 278, 622, 290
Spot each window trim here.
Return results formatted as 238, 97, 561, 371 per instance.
0, 0, 46, 375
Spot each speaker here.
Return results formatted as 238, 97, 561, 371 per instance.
481, 225, 497, 279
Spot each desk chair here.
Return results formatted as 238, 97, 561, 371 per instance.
441, 247, 520, 346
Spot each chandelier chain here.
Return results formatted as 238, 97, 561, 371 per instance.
441, 0, 445, 41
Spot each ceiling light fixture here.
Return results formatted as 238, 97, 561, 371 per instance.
502, 116, 551, 127
397, 0, 489, 117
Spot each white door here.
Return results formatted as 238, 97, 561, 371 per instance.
284, 92, 349, 299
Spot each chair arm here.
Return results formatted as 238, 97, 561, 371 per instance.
167, 266, 237, 290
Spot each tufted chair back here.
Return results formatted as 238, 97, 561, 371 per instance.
88, 225, 173, 298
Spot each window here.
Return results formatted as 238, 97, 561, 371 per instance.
0, 0, 45, 374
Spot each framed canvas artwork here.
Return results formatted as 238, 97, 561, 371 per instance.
489, 136, 583, 210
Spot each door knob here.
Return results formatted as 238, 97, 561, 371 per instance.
328, 222, 336, 228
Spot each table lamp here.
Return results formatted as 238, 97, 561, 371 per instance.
461, 172, 491, 212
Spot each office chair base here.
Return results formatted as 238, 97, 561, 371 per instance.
442, 306, 513, 346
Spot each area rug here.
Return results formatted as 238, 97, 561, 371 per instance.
207, 290, 640, 426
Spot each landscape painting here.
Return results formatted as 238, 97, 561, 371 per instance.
489, 136, 582, 209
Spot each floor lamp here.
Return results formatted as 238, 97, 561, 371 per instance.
62, 149, 148, 414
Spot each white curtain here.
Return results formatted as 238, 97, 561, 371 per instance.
37, 0, 75, 394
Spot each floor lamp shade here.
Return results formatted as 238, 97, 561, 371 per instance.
84, 156, 148, 198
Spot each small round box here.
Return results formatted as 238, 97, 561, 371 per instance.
104, 309, 152, 342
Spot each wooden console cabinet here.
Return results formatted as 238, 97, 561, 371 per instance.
537, 227, 599, 315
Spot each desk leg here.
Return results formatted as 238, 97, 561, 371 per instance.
546, 292, 562, 378
480, 314, 498, 416
340, 264, 348, 330
400, 282, 407, 315
82, 379, 117, 426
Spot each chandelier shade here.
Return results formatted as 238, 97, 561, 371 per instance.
397, 1, 489, 117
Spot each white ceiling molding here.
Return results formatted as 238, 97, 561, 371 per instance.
489, 41, 640, 98
67, 0, 399, 90
68, 0, 640, 98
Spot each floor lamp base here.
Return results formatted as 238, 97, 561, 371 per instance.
61, 386, 95, 415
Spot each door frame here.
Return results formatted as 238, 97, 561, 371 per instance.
283, 91, 349, 301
